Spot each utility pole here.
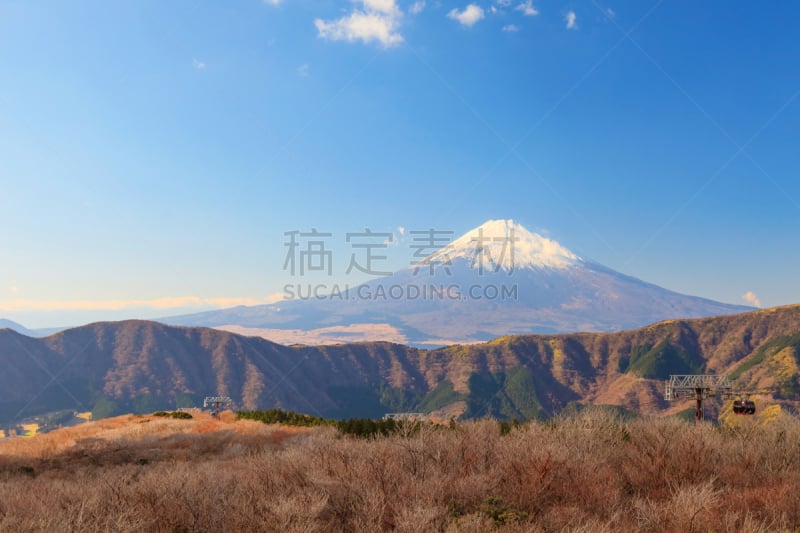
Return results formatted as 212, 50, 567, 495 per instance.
694, 387, 703, 422
664, 375, 734, 423
203, 396, 234, 418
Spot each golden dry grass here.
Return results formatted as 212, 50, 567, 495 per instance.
0, 411, 304, 460
2, 409, 800, 531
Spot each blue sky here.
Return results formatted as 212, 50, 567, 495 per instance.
1, 0, 799, 328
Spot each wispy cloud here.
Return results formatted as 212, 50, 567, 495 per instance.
263, 0, 282, 5
192, 58, 206, 70
0, 296, 273, 312
565, 10, 577, 29
448, 4, 485, 27
742, 291, 762, 308
515, 0, 538, 16
265, 292, 285, 304
502, 24, 519, 32
409, 0, 426, 15
296, 63, 310, 77
315, 0, 403, 47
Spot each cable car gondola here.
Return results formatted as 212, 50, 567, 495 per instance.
732, 398, 756, 415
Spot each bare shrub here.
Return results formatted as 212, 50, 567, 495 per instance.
665, 480, 720, 532
4, 410, 800, 531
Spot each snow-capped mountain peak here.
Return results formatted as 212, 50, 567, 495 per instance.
428, 219, 581, 271
166, 218, 753, 345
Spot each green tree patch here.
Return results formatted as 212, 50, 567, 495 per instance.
626, 340, 704, 379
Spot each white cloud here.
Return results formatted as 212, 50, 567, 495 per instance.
448, 4, 485, 27
515, 0, 538, 16
502, 24, 519, 32
263, 0, 282, 5
605, 8, 616, 19
192, 58, 206, 70
265, 292, 286, 304
315, 0, 403, 47
565, 10, 577, 29
742, 291, 762, 308
409, 0, 426, 15
496, 0, 512, 6
296, 63, 310, 77
363, 0, 398, 14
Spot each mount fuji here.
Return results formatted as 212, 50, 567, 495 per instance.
165, 220, 752, 346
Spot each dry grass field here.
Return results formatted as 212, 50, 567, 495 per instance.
2, 409, 800, 532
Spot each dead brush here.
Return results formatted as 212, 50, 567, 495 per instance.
2, 412, 800, 531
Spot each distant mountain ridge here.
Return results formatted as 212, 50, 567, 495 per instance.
0, 319, 59, 338
1, 305, 798, 424
165, 219, 752, 346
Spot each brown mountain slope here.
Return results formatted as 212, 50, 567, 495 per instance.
1, 305, 799, 423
